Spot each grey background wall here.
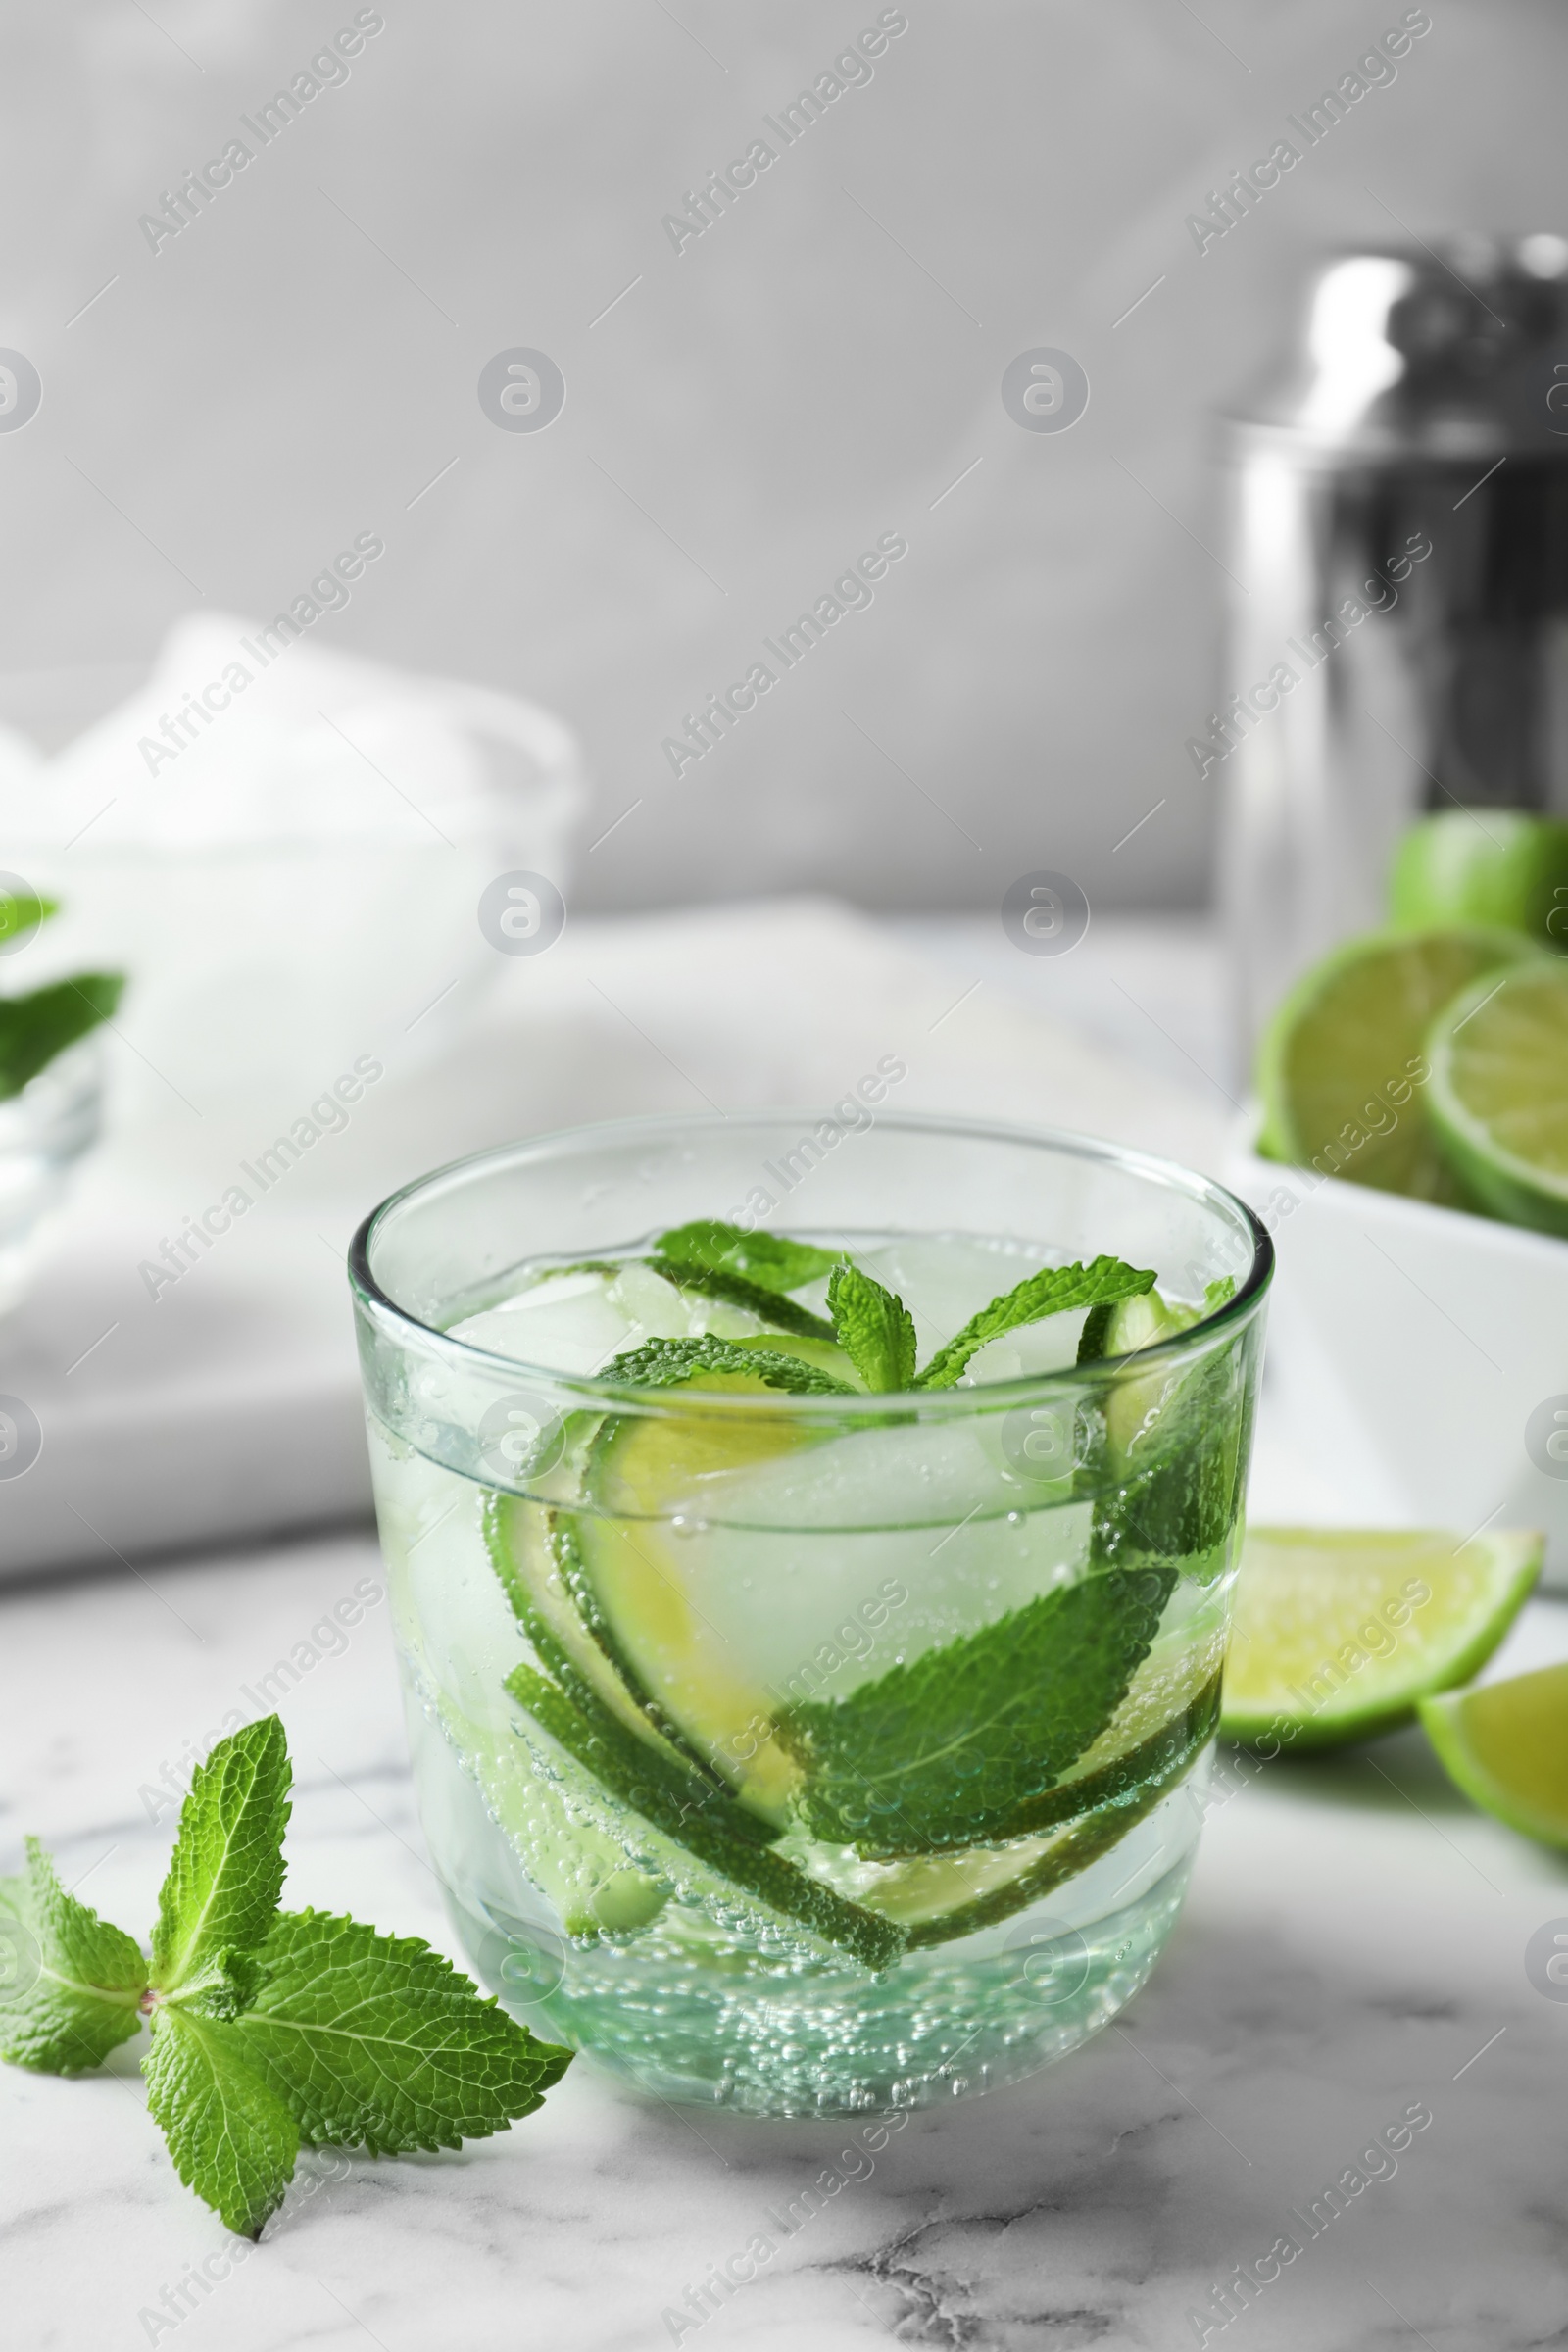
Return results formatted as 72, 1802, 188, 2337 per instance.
4, 0, 1563, 911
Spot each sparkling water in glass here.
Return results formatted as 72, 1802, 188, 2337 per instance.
351, 1112, 1270, 2116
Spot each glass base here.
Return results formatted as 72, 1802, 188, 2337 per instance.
417, 1702, 1202, 2118
450, 1861, 1193, 2117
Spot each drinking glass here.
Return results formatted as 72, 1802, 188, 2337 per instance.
351, 1111, 1271, 2116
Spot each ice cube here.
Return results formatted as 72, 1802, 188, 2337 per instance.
451, 1262, 767, 1377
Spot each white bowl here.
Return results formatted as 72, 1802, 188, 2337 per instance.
1227, 1111, 1568, 1591
0, 1037, 103, 1316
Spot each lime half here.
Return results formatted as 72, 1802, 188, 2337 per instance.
1389, 808, 1568, 952
1427, 959, 1568, 1237
1419, 1663, 1568, 1847
1255, 928, 1533, 1199
1220, 1527, 1543, 1749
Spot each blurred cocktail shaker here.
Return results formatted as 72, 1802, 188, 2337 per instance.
1217, 237, 1568, 1070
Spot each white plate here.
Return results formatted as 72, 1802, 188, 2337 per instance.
1227, 1113, 1568, 1590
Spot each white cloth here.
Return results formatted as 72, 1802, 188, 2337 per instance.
0, 900, 1228, 1577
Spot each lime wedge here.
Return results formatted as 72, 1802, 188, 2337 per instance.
1419, 1663, 1568, 1847
1220, 1527, 1543, 1749
1426, 958, 1568, 1237
1255, 928, 1534, 1200
1389, 808, 1568, 952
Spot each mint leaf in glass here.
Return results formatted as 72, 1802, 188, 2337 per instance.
915, 1256, 1156, 1391
230, 1910, 571, 2154
0, 972, 124, 1102
0, 1838, 145, 2074
143, 2004, 300, 2240
778, 1565, 1177, 1855
652, 1219, 839, 1294
604, 1335, 855, 1395
827, 1261, 917, 1393
150, 1716, 289, 1996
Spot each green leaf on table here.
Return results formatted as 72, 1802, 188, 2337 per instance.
777, 1564, 1177, 1856
915, 1255, 1157, 1391
0, 1838, 146, 2074
652, 1220, 839, 1295
231, 1910, 571, 2155
827, 1261, 917, 1393
150, 1717, 289, 1996
653, 1258, 836, 1342
142, 2003, 299, 2240
2, 1715, 575, 2235
0, 972, 123, 1102
603, 1335, 856, 1396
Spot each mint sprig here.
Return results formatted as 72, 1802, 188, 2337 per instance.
0, 1719, 570, 2238
610, 1238, 1162, 1398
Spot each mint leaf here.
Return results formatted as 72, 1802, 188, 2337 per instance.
230, 1910, 570, 2154
143, 2004, 299, 2239
827, 1261, 916, 1393
1075, 1299, 1117, 1365
652, 1220, 839, 1294
915, 1256, 1156, 1391
0, 972, 124, 1101
902, 1696, 1212, 1950
0, 886, 57, 941
604, 1335, 855, 1395
654, 1258, 836, 1342
777, 1565, 1176, 1855
150, 1718, 289, 1996
0, 1838, 145, 2074
507, 1663, 904, 1972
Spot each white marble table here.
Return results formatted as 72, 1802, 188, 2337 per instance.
5, 1528, 1566, 2352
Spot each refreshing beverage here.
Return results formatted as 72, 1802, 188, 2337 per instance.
351, 1114, 1270, 2115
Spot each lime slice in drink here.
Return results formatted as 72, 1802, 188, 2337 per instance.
1389, 808, 1568, 952
1255, 928, 1534, 1200
1419, 1663, 1568, 1847
555, 1364, 825, 1824
1426, 958, 1568, 1237
1219, 1527, 1543, 1749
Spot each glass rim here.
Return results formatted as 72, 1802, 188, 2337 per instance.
347, 1106, 1274, 1419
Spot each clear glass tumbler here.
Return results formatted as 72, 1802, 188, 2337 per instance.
350, 1112, 1271, 2116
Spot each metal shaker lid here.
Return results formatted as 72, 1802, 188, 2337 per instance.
1226, 236, 1568, 462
